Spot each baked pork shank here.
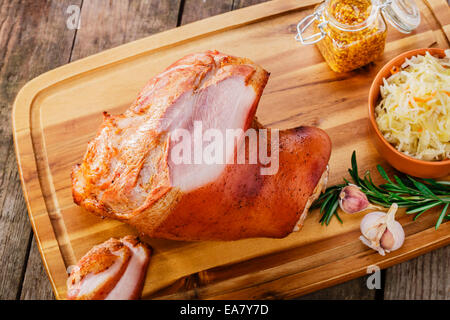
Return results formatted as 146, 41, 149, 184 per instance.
72, 50, 331, 241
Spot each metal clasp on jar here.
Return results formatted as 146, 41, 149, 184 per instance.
295, 10, 329, 45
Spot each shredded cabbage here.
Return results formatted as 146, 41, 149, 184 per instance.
375, 50, 450, 161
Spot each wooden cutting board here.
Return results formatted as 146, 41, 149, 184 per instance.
12, 0, 450, 300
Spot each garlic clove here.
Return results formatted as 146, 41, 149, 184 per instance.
339, 184, 381, 214
383, 203, 405, 252
384, 221, 405, 252
380, 229, 395, 251
359, 203, 405, 256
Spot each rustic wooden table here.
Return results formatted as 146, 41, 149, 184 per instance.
0, 0, 448, 300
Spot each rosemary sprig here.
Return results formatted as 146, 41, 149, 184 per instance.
311, 151, 450, 229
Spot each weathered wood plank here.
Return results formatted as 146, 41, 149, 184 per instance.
20, 238, 55, 300
70, 0, 181, 61
299, 278, 377, 300
384, 246, 449, 299
0, 0, 80, 300
180, 0, 233, 25
181, 0, 270, 26
232, 0, 271, 9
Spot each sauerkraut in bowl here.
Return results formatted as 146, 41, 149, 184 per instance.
374, 50, 450, 161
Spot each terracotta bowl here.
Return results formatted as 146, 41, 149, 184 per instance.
368, 48, 450, 179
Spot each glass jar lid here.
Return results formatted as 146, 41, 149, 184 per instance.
380, 0, 420, 33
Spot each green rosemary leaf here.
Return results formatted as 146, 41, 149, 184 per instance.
418, 180, 449, 195
422, 178, 450, 190
367, 198, 390, 207
335, 210, 343, 224
320, 192, 336, 214
312, 184, 345, 208
388, 193, 417, 205
361, 174, 375, 192
380, 184, 403, 192
435, 203, 449, 230
381, 184, 420, 196
325, 196, 339, 225
412, 202, 442, 221
394, 202, 418, 207
407, 176, 440, 200
377, 165, 393, 184
406, 201, 442, 214
366, 171, 385, 193
364, 174, 387, 198
316, 189, 335, 202
393, 175, 410, 191
351, 151, 357, 172
349, 151, 361, 185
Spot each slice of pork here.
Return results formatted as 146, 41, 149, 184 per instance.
67, 236, 151, 300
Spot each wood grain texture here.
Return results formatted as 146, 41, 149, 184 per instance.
424, 0, 450, 41
233, 0, 272, 9
181, 0, 234, 25
71, 0, 181, 61
20, 238, 55, 300
384, 246, 449, 300
181, 0, 270, 26
0, 0, 79, 299
11, 0, 449, 300
298, 277, 378, 300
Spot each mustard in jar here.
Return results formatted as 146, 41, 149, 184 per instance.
296, 0, 421, 73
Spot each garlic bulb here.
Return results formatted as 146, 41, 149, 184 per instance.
359, 203, 405, 256
339, 184, 381, 214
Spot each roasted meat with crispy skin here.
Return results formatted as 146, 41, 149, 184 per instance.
72, 50, 331, 241
67, 236, 151, 300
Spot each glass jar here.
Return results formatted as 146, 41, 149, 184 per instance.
295, 0, 421, 73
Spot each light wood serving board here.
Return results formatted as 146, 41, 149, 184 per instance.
12, 0, 450, 300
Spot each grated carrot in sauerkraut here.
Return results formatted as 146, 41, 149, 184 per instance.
375, 50, 450, 161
